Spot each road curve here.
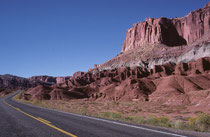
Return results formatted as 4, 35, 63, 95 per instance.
0, 91, 208, 137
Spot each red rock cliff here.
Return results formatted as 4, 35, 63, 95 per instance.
122, 2, 210, 52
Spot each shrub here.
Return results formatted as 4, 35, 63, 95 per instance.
195, 113, 210, 132
80, 107, 88, 115
187, 113, 210, 132
125, 116, 134, 121
188, 117, 197, 129
147, 115, 160, 125
146, 115, 171, 127
174, 120, 185, 129
32, 99, 40, 105
102, 112, 111, 118
101, 112, 122, 120
158, 116, 171, 127
134, 117, 145, 124
112, 112, 122, 119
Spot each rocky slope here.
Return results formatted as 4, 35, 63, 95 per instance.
0, 74, 30, 96
0, 74, 30, 89
22, 57, 210, 105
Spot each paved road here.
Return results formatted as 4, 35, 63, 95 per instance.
0, 91, 208, 137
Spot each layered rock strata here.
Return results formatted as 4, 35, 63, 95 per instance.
22, 57, 210, 105
122, 2, 210, 52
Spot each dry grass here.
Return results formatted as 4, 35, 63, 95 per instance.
14, 93, 210, 132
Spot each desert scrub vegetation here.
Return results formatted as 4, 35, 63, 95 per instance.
13, 93, 210, 132
173, 112, 210, 132
125, 115, 172, 128
79, 106, 88, 115
147, 116, 171, 127
101, 112, 122, 120
187, 113, 210, 132
13, 91, 48, 107
12, 90, 23, 100
100, 113, 172, 128
121, 114, 210, 132
174, 120, 185, 129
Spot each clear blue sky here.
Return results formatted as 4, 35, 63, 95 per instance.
0, 0, 209, 78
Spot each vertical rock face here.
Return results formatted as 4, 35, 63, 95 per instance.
122, 2, 210, 52
28, 76, 57, 84
0, 74, 30, 89
28, 75, 71, 84
56, 77, 70, 84
172, 2, 210, 44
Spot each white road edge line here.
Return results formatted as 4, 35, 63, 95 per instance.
10, 95, 187, 137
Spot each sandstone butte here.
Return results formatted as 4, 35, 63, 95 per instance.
1, 3, 210, 109
122, 2, 210, 52
94, 2, 210, 70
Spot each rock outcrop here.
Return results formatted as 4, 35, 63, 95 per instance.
122, 2, 210, 52
22, 57, 210, 104
0, 75, 70, 96
28, 75, 70, 84
92, 3, 210, 72
0, 74, 30, 89
28, 76, 57, 84
56, 76, 71, 84
0, 74, 30, 96
94, 41, 210, 71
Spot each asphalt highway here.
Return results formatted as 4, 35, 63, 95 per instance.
0, 91, 209, 137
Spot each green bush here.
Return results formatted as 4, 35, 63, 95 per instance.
101, 112, 122, 120
147, 115, 160, 125
195, 113, 210, 132
187, 113, 210, 132
158, 116, 171, 127
102, 112, 111, 118
134, 117, 145, 124
125, 116, 134, 121
112, 113, 121, 119
146, 115, 171, 127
